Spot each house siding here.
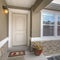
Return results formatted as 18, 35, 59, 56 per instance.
32, 11, 41, 37
0, 0, 8, 60
0, 0, 8, 41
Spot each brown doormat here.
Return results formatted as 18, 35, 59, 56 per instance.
8, 51, 25, 57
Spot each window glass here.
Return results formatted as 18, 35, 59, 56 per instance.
57, 26, 60, 35
43, 13, 55, 24
58, 16, 60, 25
43, 26, 54, 36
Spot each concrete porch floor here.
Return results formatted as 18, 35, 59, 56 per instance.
0, 46, 47, 60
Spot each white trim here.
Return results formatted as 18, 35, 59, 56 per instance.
0, 37, 8, 48
55, 14, 57, 36
31, 37, 60, 42
9, 9, 13, 48
9, 8, 30, 14
8, 8, 30, 48
41, 11, 43, 37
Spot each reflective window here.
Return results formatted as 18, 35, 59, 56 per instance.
43, 26, 54, 36
43, 13, 55, 24
58, 16, 60, 25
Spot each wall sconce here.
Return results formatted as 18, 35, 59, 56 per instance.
2, 6, 8, 14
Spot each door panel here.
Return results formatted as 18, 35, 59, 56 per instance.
12, 13, 27, 46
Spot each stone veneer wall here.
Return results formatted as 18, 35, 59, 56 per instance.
0, 42, 8, 60
42, 40, 60, 56
31, 40, 60, 56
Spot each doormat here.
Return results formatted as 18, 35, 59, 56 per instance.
8, 51, 25, 57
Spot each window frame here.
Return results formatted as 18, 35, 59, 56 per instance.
41, 9, 60, 38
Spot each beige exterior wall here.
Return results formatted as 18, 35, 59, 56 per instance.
32, 11, 41, 37
0, 0, 8, 41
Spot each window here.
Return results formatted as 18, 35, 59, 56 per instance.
41, 10, 60, 37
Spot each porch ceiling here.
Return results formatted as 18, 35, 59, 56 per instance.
5, 0, 53, 12
45, 3, 60, 11
5, 0, 36, 8
45, 0, 60, 11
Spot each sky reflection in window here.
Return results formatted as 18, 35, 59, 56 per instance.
43, 13, 55, 24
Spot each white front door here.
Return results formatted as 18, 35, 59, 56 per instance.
12, 13, 27, 46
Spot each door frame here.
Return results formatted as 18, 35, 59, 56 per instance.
8, 8, 30, 48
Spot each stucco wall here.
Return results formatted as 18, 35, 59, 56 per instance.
32, 11, 41, 37
0, 0, 8, 41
